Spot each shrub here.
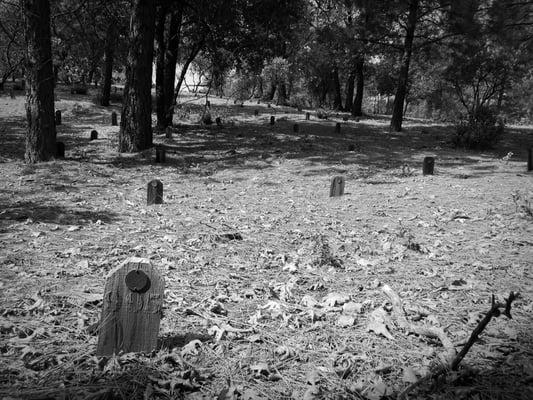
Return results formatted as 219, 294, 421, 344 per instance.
453, 106, 504, 149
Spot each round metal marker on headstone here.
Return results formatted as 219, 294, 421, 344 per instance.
125, 270, 150, 293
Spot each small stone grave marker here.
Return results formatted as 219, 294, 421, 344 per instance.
267, 103, 271, 108
56, 142, 65, 158
9, 88, 15, 99
254, 109, 259, 116
423, 156, 435, 175
335, 122, 341, 134
147, 179, 163, 205
111, 112, 118, 126
55, 110, 61, 125
90, 130, 98, 140
96, 258, 164, 356
528, 148, 532, 172
155, 147, 166, 163
330, 176, 345, 197
293, 123, 299, 133
270, 116, 275, 125
306, 112, 310, 120
216, 117, 222, 126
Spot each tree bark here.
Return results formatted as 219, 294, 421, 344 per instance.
344, 70, 355, 111
266, 82, 276, 101
332, 67, 342, 110
23, 0, 56, 163
154, 1, 168, 129
172, 38, 204, 106
119, 0, 157, 153
163, 5, 183, 127
352, 58, 365, 116
100, 24, 116, 106
390, 0, 419, 132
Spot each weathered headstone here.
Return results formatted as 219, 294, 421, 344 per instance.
111, 111, 118, 126
528, 148, 532, 172
216, 117, 222, 126
55, 110, 61, 125
306, 112, 310, 120
293, 123, 299, 133
348, 143, 355, 151
254, 109, 259, 116
56, 142, 65, 158
330, 176, 345, 197
90, 130, 98, 140
155, 147, 166, 163
147, 179, 163, 205
270, 116, 275, 125
96, 258, 164, 356
335, 122, 341, 134
423, 156, 435, 175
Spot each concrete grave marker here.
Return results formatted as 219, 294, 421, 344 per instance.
270, 116, 275, 125
111, 112, 118, 126
90, 130, 98, 140
330, 176, 345, 197
423, 156, 435, 175
306, 112, 310, 120
155, 147, 166, 163
96, 258, 164, 356
147, 179, 163, 205
216, 117, 222, 126
56, 142, 65, 158
528, 148, 532, 172
55, 110, 61, 125
335, 122, 341, 134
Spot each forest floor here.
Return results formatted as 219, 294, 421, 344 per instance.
0, 85, 532, 400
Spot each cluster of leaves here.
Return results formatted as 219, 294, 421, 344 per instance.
453, 105, 505, 149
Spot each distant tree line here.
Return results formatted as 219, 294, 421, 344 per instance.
3, 0, 532, 161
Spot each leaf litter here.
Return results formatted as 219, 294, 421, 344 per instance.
0, 91, 532, 399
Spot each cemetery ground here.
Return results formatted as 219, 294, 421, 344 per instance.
0, 86, 532, 400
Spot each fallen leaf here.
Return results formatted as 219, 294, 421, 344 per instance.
367, 308, 394, 340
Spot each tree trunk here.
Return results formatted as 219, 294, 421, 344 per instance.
154, 2, 168, 129
266, 83, 276, 101
100, 24, 116, 106
332, 67, 342, 110
163, 5, 183, 127
23, 0, 56, 163
344, 70, 355, 111
352, 58, 364, 116
277, 83, 288, 105
119, 0, 156, 153
390, 0, 419, 132
172, 38, 204, 106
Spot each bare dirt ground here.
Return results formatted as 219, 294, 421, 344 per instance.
0, 86, 532, 400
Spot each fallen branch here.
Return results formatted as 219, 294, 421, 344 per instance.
398, 291, 520, 400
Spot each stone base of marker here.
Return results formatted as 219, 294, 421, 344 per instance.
293, 123, 299, 133
147, 179, 163, 205
335, 123, 341, 134
56, 142, 65, 158
270, 116, 275, 125
96, 258, 164, 356
111, 112, 118, 126
330, 176, 345, 197
55, 110, 61, 125
155, 147, 166, 163
90, 130, 98, 140
528, 148, 532, 172
423, 156, 435, 175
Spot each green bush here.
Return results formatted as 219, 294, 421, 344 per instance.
453, 106, 504, 149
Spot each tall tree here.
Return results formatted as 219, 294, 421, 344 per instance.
22, 0, 56, 163
99, 23, 117, 106
118, 0, 156, 152
390, 0, 419, 131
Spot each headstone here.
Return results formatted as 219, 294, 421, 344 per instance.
423, 156, 435, 175
267, 103, 271, 108
96, 258, 164, 356
216, 117, 222, 126
329, 176, 345, 197
56, 142, 65, 158
155, 147, 166, 163
348, 144, 355, 151
165, 126, 172, 139
90, 130, 98, 140
306, 112, 310, 121
147, 179, 163, 205
9, 88, 15, 99
293, 123, 299, 133
335, 123, 341, 134
257, 100, 260, 104
111, 111, 118, 126
254, 109, 259, 116
55, 110, 61, 125
528, 148, 532, 172
297, 106, 302, 112
270, 116, 275, 125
